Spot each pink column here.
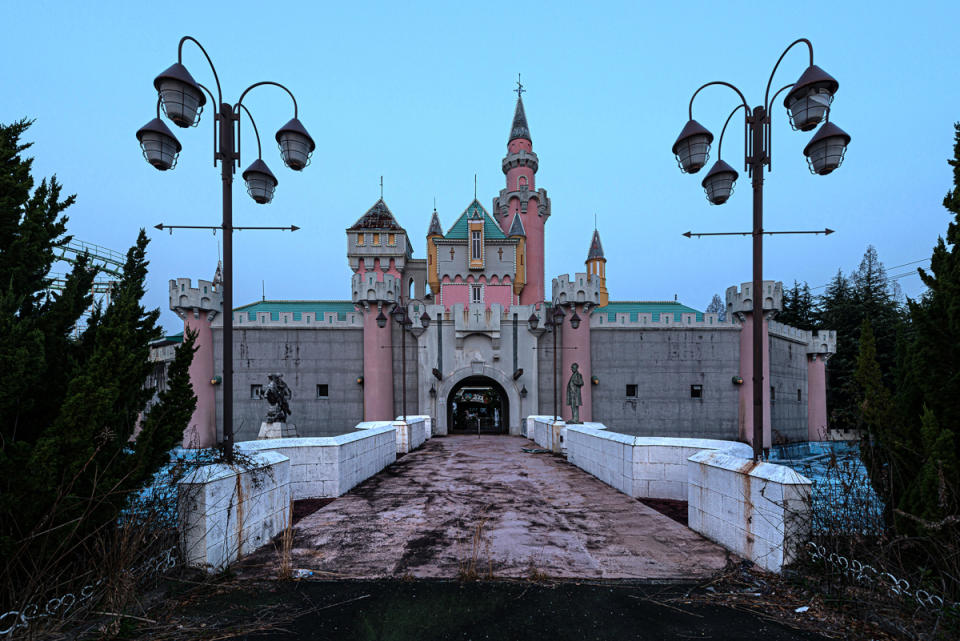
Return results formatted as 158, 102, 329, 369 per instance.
561, 304, 592, 422
807, 355, 828, 441
182, 313, 215, 448
363, 305, 394, 420
737, 313, 771, 449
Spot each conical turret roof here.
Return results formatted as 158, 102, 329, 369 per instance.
508, 213, 526, 237
427, 209, 444, 237
347, 199, 404, 231
586, 229, 605, 261
509, 95, 531, 142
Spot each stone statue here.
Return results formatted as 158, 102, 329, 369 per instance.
263, 372, 292, 423
566, 362, 583, 424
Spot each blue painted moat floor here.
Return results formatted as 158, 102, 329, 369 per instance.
770, 441, 885, 535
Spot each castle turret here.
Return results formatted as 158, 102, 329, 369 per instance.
426, 207, 443, 298
726, 281, 783, 450
585, 228, 609, 307
493, 83, 550, 305
170, 276, 223, 448
553, 273, 602, 423
347, 199, 407, 420
508, 213, 526, 296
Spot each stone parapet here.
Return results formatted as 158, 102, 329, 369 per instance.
223, 310, 363, 328
351, 271, 401, 306
590, 311, 729, 329
552, 273, 601, 308
170, 278, 223, 320
501, 149, 539, 174
725, 281, 783, 318
768, 321, 837, 355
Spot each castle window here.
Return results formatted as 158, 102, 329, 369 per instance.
625, 384, 638, 397
357, 233, 365, 246
317, 384, 329, 398
373, 233, 381, 245
518, 176, 527, 189
388, 233, 396, 245
472, 230, 481, 260
472, 285, 482, 304
690, 384, 703, 399
770, 386, 776, 401
797, 388, 802, 402
250, 384, 262, 399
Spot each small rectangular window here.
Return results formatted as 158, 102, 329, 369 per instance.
250, 384, 262, 399
690, 384, 703, 399
770, 386, 776, 401
356, 233, 365, 246
316, 384, 329, 398
373, 233, 380, 245
626, 384, 638, 397
388, 233, 396, 245
797, 388, 802, 402
472, 230, 481, 259
472, 285, 482, 304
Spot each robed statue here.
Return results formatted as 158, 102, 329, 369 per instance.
566, 362, 584, 424
263, 372, 292, 423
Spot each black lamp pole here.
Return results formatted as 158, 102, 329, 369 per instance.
138, 36, 315, 463
672, 38, 850, 461
393, 296, 431, 423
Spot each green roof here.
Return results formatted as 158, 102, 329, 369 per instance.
445, 200, 507, 240
234, 300, 356, 322
592, 301, 704, 323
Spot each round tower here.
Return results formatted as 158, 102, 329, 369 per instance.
585, 228, 609, 307
553, 273, 601, 423
170, 276, 223, 448
494, 82, 550, 305
347, 199, 406, 420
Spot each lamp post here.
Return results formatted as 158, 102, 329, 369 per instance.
527, 301, 578, 421
391, 296, 432, 423
137, 36, 315, 463
672, 38, 850, 461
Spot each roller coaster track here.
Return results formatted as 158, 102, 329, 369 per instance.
55, 239, 125, 277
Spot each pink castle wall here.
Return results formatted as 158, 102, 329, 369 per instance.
738, 314, 771, 450
363, 306, 394, 420
561, 304, 591, 422
182, 313, 216, 448
807, 355, 828, 441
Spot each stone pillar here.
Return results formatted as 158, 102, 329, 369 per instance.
805, 330, 836, 441
362, 303, 394, 421
727, 281, 782, 451
170, 278, 223, 448
560, 303, 591, 422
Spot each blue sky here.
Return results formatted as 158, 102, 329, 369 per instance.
2, 1, 958, 332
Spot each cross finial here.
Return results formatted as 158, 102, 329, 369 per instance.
474, 173, 477, 199
380, 176, 383, 200
514, 73, 525, 98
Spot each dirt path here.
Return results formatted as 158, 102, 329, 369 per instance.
243, 435, 734, 580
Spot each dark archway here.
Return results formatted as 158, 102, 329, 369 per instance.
447, 376, 509, 435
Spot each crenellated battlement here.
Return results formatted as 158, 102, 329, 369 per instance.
767, 321, 837, 355
351, 271, 401, 306
214, 309, 364, 329
725, 281, 782, 317
590, 311, 731, 329
170, 279, 223, 320
553, 273, 602, 307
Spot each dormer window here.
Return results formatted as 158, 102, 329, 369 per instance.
471, 230, 481, 260
373, 233, 381, 245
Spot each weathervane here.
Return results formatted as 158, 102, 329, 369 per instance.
515, 73, 525, 97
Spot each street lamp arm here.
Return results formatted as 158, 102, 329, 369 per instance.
177, 36, 223, 106
237, 103, 263, 159
688, 81, 750, 121
236, 81, 299, 119
717, 103, 746, 160
763, 37, 813, 110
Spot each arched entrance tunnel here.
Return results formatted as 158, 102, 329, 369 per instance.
447, 376, 509, 435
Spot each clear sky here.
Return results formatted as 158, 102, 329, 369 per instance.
2, 0, 958, 332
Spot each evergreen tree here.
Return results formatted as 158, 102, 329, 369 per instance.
0, 121, 197, 595
892, 122, 960, 529
816, 270, 860, 431
778, 280, 816, 329
705, 293, 726, 321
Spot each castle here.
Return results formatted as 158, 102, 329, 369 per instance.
166, 90, 836, 449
